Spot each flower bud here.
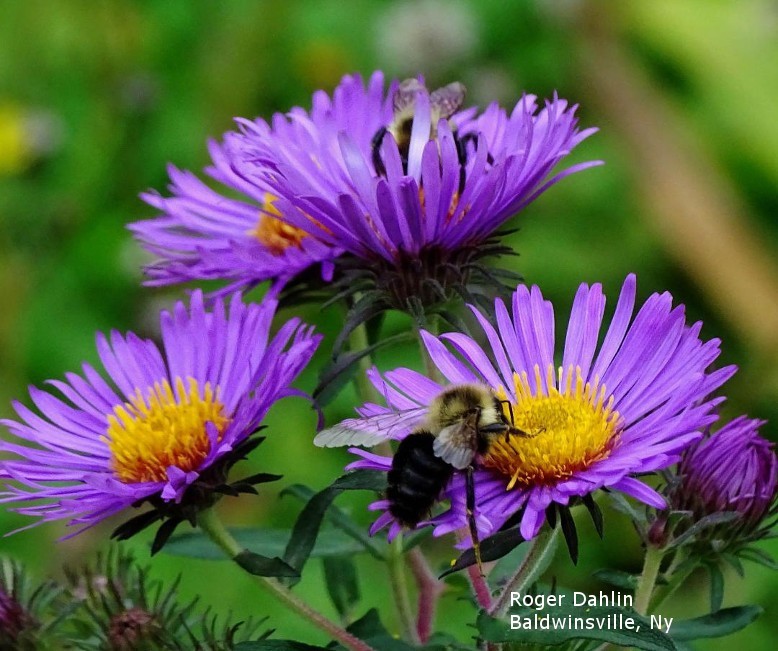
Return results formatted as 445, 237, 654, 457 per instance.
671, 417, 777, 547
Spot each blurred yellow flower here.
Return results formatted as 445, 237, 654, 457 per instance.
0, 103, 32, 175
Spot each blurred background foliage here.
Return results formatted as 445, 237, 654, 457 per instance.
1, 0, 777, 648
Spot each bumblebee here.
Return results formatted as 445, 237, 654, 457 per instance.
315, 383, 530, 573
371, 79, 483, 193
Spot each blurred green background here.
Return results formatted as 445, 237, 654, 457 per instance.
1, 0, 778, 648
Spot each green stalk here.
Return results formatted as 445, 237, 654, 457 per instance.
349, 319, 382, 405
634, 545, 664, 615
489, 527, 559, 617
198, 508, 376, 651
389, 535, 421, 644
650, 549, 696, 611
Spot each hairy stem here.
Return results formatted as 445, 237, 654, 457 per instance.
408, 547, 445, 643
198, 508, 376, 651
388, 535, 421, 644
454, 528, 493, 610
634, 545, 664, 615
490, 526, 559, 617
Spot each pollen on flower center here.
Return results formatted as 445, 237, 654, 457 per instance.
482, 364, 620, 490
250, 193, 308, 254
103, 377, 231, 484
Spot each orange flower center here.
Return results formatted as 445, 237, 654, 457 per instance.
103, 377, 230, 484
250, 193, 308, 255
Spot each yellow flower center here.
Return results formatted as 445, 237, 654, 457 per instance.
250, 193, 308, 255
482, 364, 621, 490
103, 377, 231, 484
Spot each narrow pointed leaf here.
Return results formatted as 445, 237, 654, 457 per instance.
593, 568, 638, 590
234, 550, 299, 578
282, 471, 387, 584
559, 506, 579, 565
478, 604, 675, 650
671, 606, 763, 641
439, 526, 526, 577
235, 642, 330, 650
282, 484, 385, 560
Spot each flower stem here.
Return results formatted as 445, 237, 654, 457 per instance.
198, 508, 376, 651
650, 550, 695, 612
389, 535, 421, 644
349, 316, 382, 404
416, 321, 445, 385
408, 546, 445, 643
634, 545, 664, 615
454, 528, 493, 610
490, 526, 559, 617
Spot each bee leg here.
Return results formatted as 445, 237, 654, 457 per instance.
496, 399, 517, 442
465, 465, 484, 577
371, 127, 388, 177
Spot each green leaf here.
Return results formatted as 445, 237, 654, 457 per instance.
323, 555, 361, 619
671, 606, 763, 641
234, 550, 299, 578
593, 569, 638, 591
477, 604, 676, 650
345, 609, 417, 651
440, 527, 526, 578
282, 471, 386, 584
346, 608, 386, 639
162, 527, 365, 560
282, 484, 386, 560
235, 642, 330, 651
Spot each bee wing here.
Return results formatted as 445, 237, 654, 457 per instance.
429, 82, 466, 119
394, 78, 425, 113
314, 407, 427, 448
432, 421, 477, 470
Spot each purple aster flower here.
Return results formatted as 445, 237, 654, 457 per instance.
129, 136, 339, 295
231, 71, 601, 310
0, 291, 320, 540
343, 274, 735, 544
668, 416, 777, 545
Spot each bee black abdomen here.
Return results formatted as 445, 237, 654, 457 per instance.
387, 431, 454, 527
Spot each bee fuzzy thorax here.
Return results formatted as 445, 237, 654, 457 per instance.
425, 384, 501, 432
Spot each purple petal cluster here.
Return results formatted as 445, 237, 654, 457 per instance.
674, 416, 777, 530
230, 71, 600, 263
347, 275, 736, 541
130, 139, 338, 294
0, 292, 320, 535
